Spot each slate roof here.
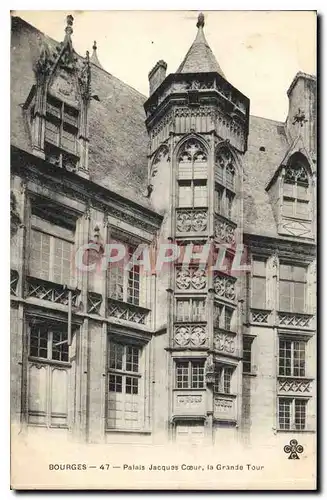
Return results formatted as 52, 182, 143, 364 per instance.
176, 16, 225, 77
11, 16, 151, 209
11, 15, 294, 239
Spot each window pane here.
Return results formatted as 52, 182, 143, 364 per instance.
243, 337, 252, 373
224, 308, 233, 331
63, 104, 79, 127
109, 343, 124, 370
45, 119, 60, 146
52, 329, 69, 362
279, 339, 292, 376
215, 163, 224, 184
109, 374, 122, 393
215, 186, 223, 214
253, 258, 266, 277
252, 277, 266, 309
293, 341, 306, 377
125, 376, 138, 395
176, 362, 189, 389
194, 183, 207, 207
193, 156, 207, 179
279, 281, 291, 311
295, 400, 306, 430
191, 362, 204, 389
226, 191, 233, 219
279, 399, 291, 430
108, 259, 124, 301
280, 264, 292, 280
53, 238, 72, 284
296, 200, 309, 219
297, 184, 308, 200
30, 326, 48, 359
178, 184, 192, 207
293, 266, 307, 282
213, 365, 223, 393
283, 198, 294, 217
61, 125, 76, 153
294, 283, 305, 312
192, 299, 206, 322
224, 367, 233, 394
283, 182, 294, 197
176, 299, 190, 321
126, 346, 139, 373
127, 263, 140, 306
30, 230, 51, 281
178, 161, 192, 180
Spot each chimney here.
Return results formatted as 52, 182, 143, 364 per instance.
148, 60, 167, 95
286, 72, 316, 154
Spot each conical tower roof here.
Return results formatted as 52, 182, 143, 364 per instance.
176, 12, 225, 77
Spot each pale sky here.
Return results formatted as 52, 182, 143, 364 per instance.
12, 10, 316, 121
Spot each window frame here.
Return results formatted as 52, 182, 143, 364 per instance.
175, 297, 206, 322
251, 256, 267, 309
243, 336, 254, 374
214, 302, 234, 331
28, 323, 69, 364
108, 341, 142, 395
108, 241, 141, 306
44, 93, 80, 169
278, 397, 308, 431
282, 173, 310, 221
278, 338, 306, 377
279, 262, 307, 313
29, 218, 74, 285
174, 359, 205, 389
213, 364, 234, 394
177, 141, 208, 208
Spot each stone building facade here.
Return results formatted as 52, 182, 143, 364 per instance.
10, 13, 316, 448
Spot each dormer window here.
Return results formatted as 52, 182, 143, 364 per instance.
44, 94, 80, 170
282, 155, 310, 221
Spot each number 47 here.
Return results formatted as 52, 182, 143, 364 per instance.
100, 464, 110, 470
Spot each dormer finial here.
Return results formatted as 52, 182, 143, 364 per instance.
65, 14, 74, 37
93, 40, 97, 52
196, 12, 205, 29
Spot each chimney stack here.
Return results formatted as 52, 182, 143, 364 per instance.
148, 60, 167, 95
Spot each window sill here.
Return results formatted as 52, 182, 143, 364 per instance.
276, 428, 316, 434
173, 387, 206, 392
242, 372, 257, 377
213, 392, 237, 398
105, 428, 151, 435
28, 356, 72, 368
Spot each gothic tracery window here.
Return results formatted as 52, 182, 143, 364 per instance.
215, 147, 236, 219
177, 139, 208, 208
282, 154, 310, 220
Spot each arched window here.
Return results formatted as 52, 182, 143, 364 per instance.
177, 139, 208, 208
214, 147, 236, 220
283, 154, 310, 220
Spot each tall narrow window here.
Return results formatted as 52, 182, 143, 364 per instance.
243, 336, 254, 374
27, 320, 70, 428
279, 339, 306, 376
30, 215, 74, 285
108, 241, 141, 306
214, 303, 234, 331
251, 257, 267, 309
279, 263, 307, 312
107, 341, 143, 430
44, 94, 79, 170
283, 154, 310, 220
213, 365, 234, 394
214, 147, 236, 220
177, 139, 208, 208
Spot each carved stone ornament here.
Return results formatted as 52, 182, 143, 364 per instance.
213, 332, 235, 353
214, 219, 236, 244
214, 274, 236, 300
174, 325, 207, 347
176, 210, 208, 233
175, 267, 207, 290
178, 138, 207, 163
284, 162, 309, 184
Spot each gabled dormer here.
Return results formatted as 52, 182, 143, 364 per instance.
266, 141, 315, 240
23, 15, 93, 178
